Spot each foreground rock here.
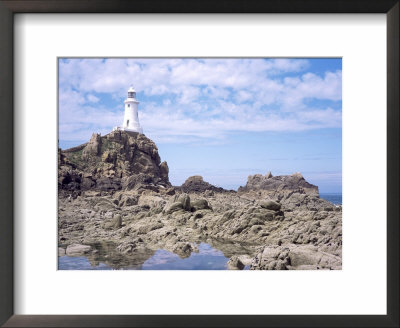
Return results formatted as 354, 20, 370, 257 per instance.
250, 244, 341, 270
58, 173, 341, 270
58, 132, 341, 270
66, 244, 92, 256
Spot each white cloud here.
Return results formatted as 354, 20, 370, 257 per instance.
178, 86, 201, 104
58, 58, 342, 144
87, 94, 100, 103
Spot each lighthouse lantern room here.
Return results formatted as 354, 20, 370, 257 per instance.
114, 86, 143, 134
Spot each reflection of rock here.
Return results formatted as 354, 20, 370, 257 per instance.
172, 242, 197, 258
83, 241, 155, 269
117, 238, 147, 254
66, 244, 92, 256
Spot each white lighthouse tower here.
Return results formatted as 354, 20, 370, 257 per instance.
114, 86, 143, 134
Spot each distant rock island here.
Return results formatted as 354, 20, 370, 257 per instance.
58, 130, 342, 270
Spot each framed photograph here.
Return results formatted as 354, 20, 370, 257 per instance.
0, 0, 398, 327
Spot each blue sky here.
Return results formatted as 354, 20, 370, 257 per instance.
58, 58, 342, 193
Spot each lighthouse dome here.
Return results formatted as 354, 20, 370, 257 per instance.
127, 86, 136, 99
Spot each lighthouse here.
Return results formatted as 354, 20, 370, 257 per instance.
114, 86, 143, 134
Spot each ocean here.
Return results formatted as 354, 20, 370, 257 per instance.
320, 193, 342, 205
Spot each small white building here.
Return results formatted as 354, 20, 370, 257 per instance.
113, 86, 143, 134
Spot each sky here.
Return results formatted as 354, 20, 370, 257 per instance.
58, 58, 342, 193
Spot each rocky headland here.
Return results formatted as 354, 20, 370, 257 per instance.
58, 131, 342, 270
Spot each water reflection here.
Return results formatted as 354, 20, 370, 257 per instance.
58, 242, 252, 270
141, 243, 228, 270
59, 256, 113, 270
59, 240, 155, 270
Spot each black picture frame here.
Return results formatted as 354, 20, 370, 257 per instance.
0, 0, 398, 327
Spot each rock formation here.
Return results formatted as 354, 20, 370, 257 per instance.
58, 132, 341, 270
178, 175, 227, 193
59, 130, 171, 195
238, 172, 319, 195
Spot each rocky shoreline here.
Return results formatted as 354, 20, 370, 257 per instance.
58, 131, 342, 270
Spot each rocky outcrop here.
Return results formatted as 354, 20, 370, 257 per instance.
238, 172, 319, 195
238, 172, 335, 213
59, 130, 170, 193
82, 133, 102, 157
178, 175, 226, 193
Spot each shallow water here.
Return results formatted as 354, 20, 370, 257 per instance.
58, 256, 113, 270
58, 243, 247, 270
142, 243, 229, 270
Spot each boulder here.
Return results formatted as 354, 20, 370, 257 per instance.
177, 194, 191, 211
66, 244, 92, 256
227, 256, 245, 270
164, 202, 184, 214
179, 175, 226, 193
259, 200, 281, 211
191, 199, 211, 211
